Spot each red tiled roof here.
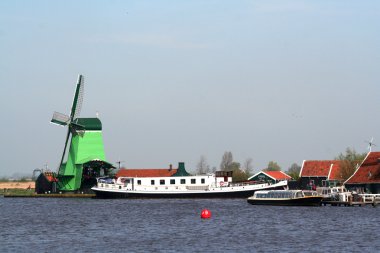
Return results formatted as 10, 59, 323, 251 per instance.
116, 168, 178, 178
345, 152, 380, 184
300, 160, 341, 179
265, 171, 292, 180
327, 163, 343, 180
44, 172, 58, 182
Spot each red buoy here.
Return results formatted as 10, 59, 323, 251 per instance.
201, 209, 211, 219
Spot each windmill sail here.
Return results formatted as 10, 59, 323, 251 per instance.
51, 112, 70, 126
70, 75, 84, 120
52, 74, 85, 173
59, 127, 71, 173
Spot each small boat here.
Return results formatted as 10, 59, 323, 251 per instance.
91, 171, 288, 199
247, 190, 323, 206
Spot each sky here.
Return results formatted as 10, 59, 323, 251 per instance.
1, 0, 380, 177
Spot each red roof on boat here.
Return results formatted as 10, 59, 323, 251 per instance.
116, 168, 178, 178
299, 160, 342, 180
265, 171, 292, 180
345, 152, 380, 184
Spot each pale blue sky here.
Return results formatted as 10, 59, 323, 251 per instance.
1, 0, 380, 177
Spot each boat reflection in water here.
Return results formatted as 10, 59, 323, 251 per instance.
247, 190, 323, 206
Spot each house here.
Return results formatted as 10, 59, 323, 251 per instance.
248, 170, 292, 184
345, 152, 380, 194
299, 160, 343, 190
35, 171, 58, 194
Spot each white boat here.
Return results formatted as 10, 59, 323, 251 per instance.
316, 186, 352, 202
91, 171, 288, 198
247, 190, 323, 206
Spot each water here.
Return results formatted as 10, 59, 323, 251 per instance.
1, 197, 379, 253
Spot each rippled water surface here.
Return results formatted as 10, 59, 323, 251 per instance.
1, 197, 379, 252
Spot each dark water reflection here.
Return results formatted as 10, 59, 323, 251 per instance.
1, 198, 379, 252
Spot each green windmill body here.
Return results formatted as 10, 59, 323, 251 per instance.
51, 75, 114, 192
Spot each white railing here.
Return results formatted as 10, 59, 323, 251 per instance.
359, 194, 380, 203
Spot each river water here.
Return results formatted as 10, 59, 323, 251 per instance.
1, 197, 379, 252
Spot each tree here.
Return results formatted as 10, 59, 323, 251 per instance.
196, 155, 210, 174
265, 161, 281, 171
220, 151, 233, 171
335, 147, 366, 180
242, 158, 254, 178
286, 163, 301, 180
228, 162, 247, 182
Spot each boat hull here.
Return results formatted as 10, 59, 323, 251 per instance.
92, 185, 287, 199
247, 196, 323, 206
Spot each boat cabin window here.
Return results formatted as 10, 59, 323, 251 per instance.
191, 179, 196, 184
201, 178, 205, 184
170, 179, 175, 185
256, 193, 267, 198
296, 192, 303, 198
137, 180, 141, 185
180, 179, 186, 184
160, 179, 165, 185
151, 180, 155, 185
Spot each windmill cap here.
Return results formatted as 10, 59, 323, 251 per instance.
73, 118, 102, 130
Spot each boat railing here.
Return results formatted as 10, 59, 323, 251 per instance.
186, 185, 209, 191
358, 194, 380, 203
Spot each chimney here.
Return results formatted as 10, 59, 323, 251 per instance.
169, 164, 173, 171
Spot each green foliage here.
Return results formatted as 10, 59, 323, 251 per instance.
0, 177, 10, 182
286, 163, 301, 180
265, 161, 281, 171
335, 147, 367, 180
229, 162, 250, 182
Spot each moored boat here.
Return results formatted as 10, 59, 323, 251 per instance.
247, 190, 323, 206
91, 170, 288, 198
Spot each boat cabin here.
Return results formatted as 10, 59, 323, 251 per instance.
253, 190, 305, 199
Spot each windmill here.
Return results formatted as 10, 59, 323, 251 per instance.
365, 137, 377, 152
50, 75, 114, 192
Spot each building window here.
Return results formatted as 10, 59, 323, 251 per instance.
180, 179, 186, 184
151, 180, 155, 185
201, 178, 205, 184
160, 179, 165, 185
137, 180, 141, 185
322, 180, 327, 187
170, 179, 175, 185
191, 179, 196, 184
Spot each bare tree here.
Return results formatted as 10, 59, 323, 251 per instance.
336, 147, 366, 180
196, 155, 210, 174
286, 163, 301, 180
265, 161, 281, 171
220, 151, 233, 171
242, 158, 254, 177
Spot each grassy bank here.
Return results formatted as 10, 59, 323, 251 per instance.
1, 188, 35, 196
